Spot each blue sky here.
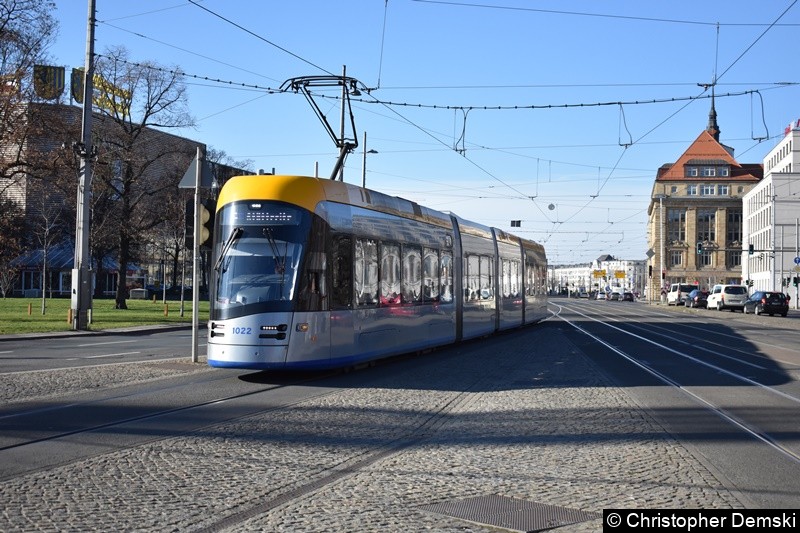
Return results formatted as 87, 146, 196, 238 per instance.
48, 1, 800, 264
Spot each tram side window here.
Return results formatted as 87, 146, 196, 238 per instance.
501, 259, 520, 299
479, 255, 493, 299
539, 265, 546, 294
525, 258, 535, 296
355, 238, 378, 307
402, 245, 422, 304
440, 250, 453, 303
511, 260, 520, 297
465, 254, 480, 300
380, 242, 402, 306
331, 235, 352, 309
423, 248, 439, 302
502, 259, 510, 298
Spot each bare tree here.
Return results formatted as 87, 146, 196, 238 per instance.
0, 1, 59, 194
91, 47, 196, 309
26, 178, 67, 312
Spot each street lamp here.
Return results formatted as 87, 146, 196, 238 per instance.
361, 131, 378, 188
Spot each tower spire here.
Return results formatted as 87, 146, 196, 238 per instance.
706, 86, 720, 141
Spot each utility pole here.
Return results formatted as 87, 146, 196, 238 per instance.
71, 0, 96, 330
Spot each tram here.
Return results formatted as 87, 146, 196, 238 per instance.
206, 174, 547, 370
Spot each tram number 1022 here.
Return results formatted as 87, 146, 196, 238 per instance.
231, 327, 253, 335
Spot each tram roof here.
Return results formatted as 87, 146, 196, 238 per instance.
217, 174, 544, 256
217, 174, 454, 229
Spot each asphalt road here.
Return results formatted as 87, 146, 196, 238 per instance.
551, 297, 800, 508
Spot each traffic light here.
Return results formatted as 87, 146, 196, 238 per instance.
648, 265, 653, 277
198, 199, 216, 248
696, 242, 703, 254
748, 244, 754, 255
794, 277, 799, 287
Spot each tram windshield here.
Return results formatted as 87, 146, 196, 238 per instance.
211, 201, 311, 319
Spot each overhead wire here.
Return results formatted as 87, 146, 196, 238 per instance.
412, 0, 800, 27
98, 1, 797, 252
185, 0, 334, 76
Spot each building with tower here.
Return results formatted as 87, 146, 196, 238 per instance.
645, 99, 763, 301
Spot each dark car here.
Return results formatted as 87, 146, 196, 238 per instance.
622, 292, 634, 302
743, 291, 789, 316
685, 289, 709, 309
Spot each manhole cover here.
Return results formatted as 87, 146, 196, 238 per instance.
419, 494, 600, 532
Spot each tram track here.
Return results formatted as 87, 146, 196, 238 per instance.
571, 304, 788, 372
1, 339, 515, 530
0, 367, 343, 480
549, 301, 800, 466
196, 375, 484, 532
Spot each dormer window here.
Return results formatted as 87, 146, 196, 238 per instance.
685, 160, 730, 179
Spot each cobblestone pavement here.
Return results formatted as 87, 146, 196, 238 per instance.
0, 324, 744, 532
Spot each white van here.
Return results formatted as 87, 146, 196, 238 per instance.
706, 284, 748, 312
667, 283, 695, 306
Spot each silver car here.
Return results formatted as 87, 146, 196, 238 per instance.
706, 284, 748, 312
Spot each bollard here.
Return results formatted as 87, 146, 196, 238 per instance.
67, 308, 73, 324
28, 303, 32, 316
152, 294, 156, 303
164, 303, 169, 317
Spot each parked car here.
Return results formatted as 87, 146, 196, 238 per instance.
608, 291, 620, 301
706, 284, 748, 312
622, 292, 634, 302
685, 289, 709, 308
667, 283, 695, 306
743, 291, 789, 316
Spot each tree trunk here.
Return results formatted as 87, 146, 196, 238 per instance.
115, 235, 130, 310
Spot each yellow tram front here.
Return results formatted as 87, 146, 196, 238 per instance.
207, 175, 332, 369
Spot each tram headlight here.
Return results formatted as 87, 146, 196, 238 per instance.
295, 323, 309, 332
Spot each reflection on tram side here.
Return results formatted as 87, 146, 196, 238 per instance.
207, 175, 547, 370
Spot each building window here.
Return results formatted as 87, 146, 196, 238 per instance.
667, 208, 686, 242
687, 184, 698, 195
702, 167, 716, 177
726, 250, 741, 268
727, 210, 742, 244
699, 250, 713, 267
697, 208, 716, 242
687, 167, 698, 177
670, 185, 678, 194
670, 250, 682, 267
701, 184, 715, 195
718, 184, 729, 196
720, 167, 729, 177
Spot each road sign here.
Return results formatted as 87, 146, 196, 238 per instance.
794, 256, 800, 265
